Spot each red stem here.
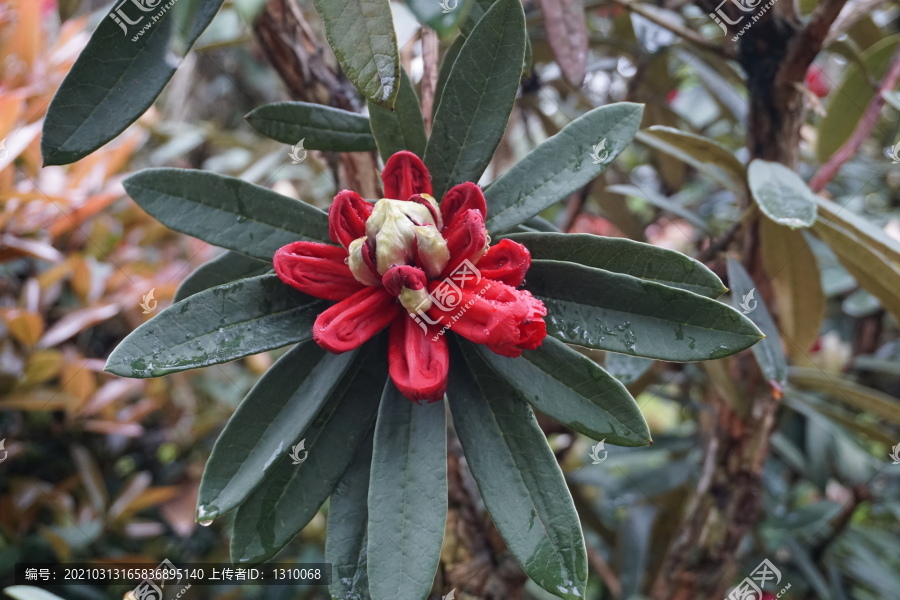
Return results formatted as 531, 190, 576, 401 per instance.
809, 45, 900, 192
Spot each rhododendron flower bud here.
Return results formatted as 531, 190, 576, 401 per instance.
329, 190, 372, 248
414, 225, 450, 278
427, 279, 546, 358
477, 239, 531, 287
407, 193, 442, 229
367, 198, 441, 275
382, 151, 432, 200
314, 286, 400, 353
389, 314, 448, 403
383, 265, 431, 313
274, 241, 364, 300
441, 182, 486, 233
348, 237, 381, 287
443, 209, 489, 277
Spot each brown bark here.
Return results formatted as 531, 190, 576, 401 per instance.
652, 1, 848, 598
253, 0, 381, 197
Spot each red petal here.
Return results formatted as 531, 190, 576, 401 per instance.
477, 239, 531, 287
442, 209, 487, 277
426, 279, 547, 357
440, 182, 486, 233
313, 287, 400, 353
274, 241, 363, 301
382, 151, 432, 200
329, 190, 372, 249
382, 265, 427, 296
388, 314, 449, 403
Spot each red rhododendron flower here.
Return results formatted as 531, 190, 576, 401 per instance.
273, 151, 547, 402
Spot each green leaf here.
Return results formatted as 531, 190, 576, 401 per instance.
634, 128, 744, 196
816, 196, 900, 265
424, 0, 526, 198
41, 0, 224, 165
472, 337, 650, 446
432, 35, 465, 120
105, 275, 328, 378
367, 383, 447, 600
605, 184, 708, 232
230, 338, 387, 564
311, 0, 400, 107
726, 257, 787, 385
817, 35, 899, 162
403, 0, 473, 38
197, 341, 357, 520
789, 367, 900, 425
813, 217, 900, 321
503, 232, 726, 298
484, 103, 644, 233
605, 353, 654, 386
524, 260, 763, 361
245, 102, 377, 152
759, 220, 825, 360
367, 69, 428, 161
326, 429, 374, 600
174, 251, 270, 303
3, 587, 66, 600
449, 337, 587, 600
748, 160, 817, 228
459, 0, 495, 36
124, 168, 330, 261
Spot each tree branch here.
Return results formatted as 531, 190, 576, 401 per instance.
610, 0, 736, 60
808, 44, 900, 192
778, 0, 851, 86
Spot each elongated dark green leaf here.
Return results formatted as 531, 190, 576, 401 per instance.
503, 232, 726, 298
726, 258, 787, 385
484, 103, 644, 233
326, 429, 374, 600
748, 160, 817, 228
606, 183, 708, 231
404, 0, 472, 38
105, 275, 328, 378
367, 383, 446, 600
424, 0, 526, 198
525, 261, 763, 361
367, 69, 427, 160
459, 0, 495, 36
605, 353, 654, 386
41, 0, 224, 165
433, 35, 465, 119
230, 339, 387, 564
196, 341, 357, 520
449, 338, 587, 600
124, 168, 330, 260
473, 337, 650, 446
634, 129, 742, 196
174, 252, 270, 303
245, 103, 377, 152
311, 0, 399, 107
